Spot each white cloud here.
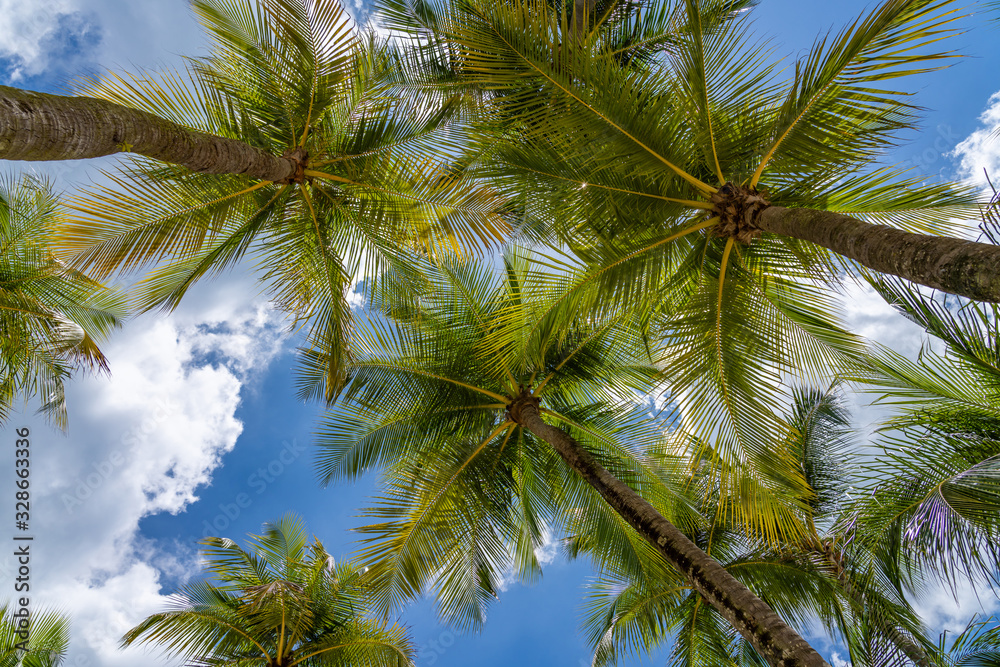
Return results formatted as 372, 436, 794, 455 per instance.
914, 576, 1000, 637
952, 91, 1000, 192
534, 529, 560, 568
830, 652, 852, 667
0, 274, 288, 667
0, 0, 85, 80
495, 529, 561, 593
838, 280, 927, 360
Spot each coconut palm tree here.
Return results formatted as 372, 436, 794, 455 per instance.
121, 514, 413, 667
14, 0, 509, 403
317, 253, 836, 666
388, 0, 943, 539
0, 603, 70, 667
390, 0, 997, 302
579, 385, 944, 667
0, 176, 125, 427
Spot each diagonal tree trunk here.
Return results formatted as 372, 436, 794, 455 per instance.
0, 85, 298, 182
756, 205, 1000, 303
712, 182, 1000, 303
508, 393, 831, 667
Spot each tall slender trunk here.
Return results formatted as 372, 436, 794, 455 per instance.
0, 85, 297, 181
757, 205, 1000, 303
509, 395, 831, 667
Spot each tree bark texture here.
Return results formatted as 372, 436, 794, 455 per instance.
0, 85, 297, 182
513, 399, 831, 667
758, 205, 1000, 303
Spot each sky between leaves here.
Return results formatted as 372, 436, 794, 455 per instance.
0, 1, 999, 666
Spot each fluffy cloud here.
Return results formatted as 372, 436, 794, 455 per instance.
916, 576, 1000, 637
0, 0, 90, 81
952, 92, 1000, 192
0, 275, 288, 667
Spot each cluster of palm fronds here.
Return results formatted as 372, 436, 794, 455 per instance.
5, 0, 1000, 665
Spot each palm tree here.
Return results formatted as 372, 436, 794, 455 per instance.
0, 603, 70, 667
0, 176, 125, 427
121, 514, 414, 667
377, 2, 997, 511
389, 0, 922, 534
14, 0, 508, 402
579, 385, 943, 667
393, 0, 998, 302
318, 254, 834, 667
847, 277, 1000, 596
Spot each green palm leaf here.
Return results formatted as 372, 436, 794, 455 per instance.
0, 177, 125, 427
61, 0, 510, 403
121, 514, 414, 667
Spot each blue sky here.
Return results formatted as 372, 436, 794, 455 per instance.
0, 1, 999, 666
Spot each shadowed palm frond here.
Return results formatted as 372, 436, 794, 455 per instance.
0, 176, 126, 428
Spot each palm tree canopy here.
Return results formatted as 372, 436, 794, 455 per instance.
121, 514, 414, 667
58, 0, 511, 403
0, 176, 125, 427
848, 278, 1000, 588
420, 0, 979, 258
315, 251, 819, 631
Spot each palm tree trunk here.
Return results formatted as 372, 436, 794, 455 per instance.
757, 205, 1000, 303
0, 85, 297, 181
509, 395, 831, 667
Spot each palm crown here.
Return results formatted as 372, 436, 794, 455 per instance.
317, 252, 691, 627
121, 514, 414, 667
60, 0, 510, 402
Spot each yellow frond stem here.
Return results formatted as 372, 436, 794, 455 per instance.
517, 165, 713, 208
354, 362, 510, 402
299, 77, 318, 148
749, 154, 772, 190
620, 216, 720, 266
299, 183, 325, 250
523, 216, 720, 351
304, 170, 356, 185
717, 237, 734, 314
486, 25, 717, 196
714, 236, 735, 409
277, 608, 287, 661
